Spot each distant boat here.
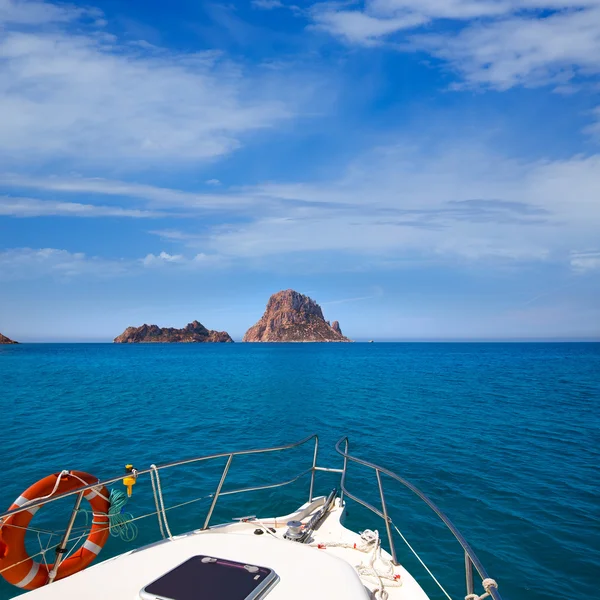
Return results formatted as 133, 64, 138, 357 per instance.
368, 340, 374, 343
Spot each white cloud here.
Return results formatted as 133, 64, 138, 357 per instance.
584, 106, 600, 138
205, 179, 222, 186
416, 7, 600, 90
311, 9, 428, 44
142, 251, 227, 268
252, 0, 284, 9
0, 196, 159, 217
192, 253, 228, 267
310, 1, 600, 89
0, 248, 128, 280
570, 250, 600, 272
142, 251, 185, 267
0, 174, 256, 210
0, 247, 230, 280
35, 140, 591, 271
3, 141, 599, 274
0, 0, 96, 25
0, 2, 313, 168
180, 144, 599, 269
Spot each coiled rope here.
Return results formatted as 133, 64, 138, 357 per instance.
465, 578, 498, 600
106, 489, 138, 542
310, 529, 402, 600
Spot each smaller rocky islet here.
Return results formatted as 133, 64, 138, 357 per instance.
113, 320, 233, 343
0, 333, 18, 344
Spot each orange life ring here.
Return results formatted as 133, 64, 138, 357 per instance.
0, 471, 110, 590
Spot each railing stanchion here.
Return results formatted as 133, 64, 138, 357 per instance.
47, 490, 85, 583
203, 454, 233, 530
309, 436, 319, 502
340, 438, 349, 505
465, 552, 474, 597
376, 469, 398, 565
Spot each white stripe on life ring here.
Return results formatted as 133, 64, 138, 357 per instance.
15, 561, 40, 588
83, 540, 103, 556
84, 489, 98, 500
14, 495, 40, 516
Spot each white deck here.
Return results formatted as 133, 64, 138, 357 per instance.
18, 498, 430, 600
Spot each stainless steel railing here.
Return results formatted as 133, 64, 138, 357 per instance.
1, 433, 501, 600
0, 434, 320, 525
335, 436, 502, 600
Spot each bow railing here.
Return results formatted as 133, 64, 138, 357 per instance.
1, 433, 501, 600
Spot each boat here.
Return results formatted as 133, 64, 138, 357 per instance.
0, 435, 501, 600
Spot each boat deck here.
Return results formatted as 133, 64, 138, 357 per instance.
19, 498, 430, 600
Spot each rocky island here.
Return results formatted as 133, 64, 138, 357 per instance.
114, 320, 233, 343
0, 333, 18, 344
243, 289, 351, 342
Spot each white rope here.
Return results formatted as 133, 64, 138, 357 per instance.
392, 522, 453, 600
149, 466, 166, 539
150, 465, 172, 539
0, 470, 70, 529
465, 578, 498, 600
354, 530, 402, 600
249, 517, 279, 539
310, 529, 401, 600
67, 473, 110, 503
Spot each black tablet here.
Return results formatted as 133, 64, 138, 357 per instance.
139, 555, 279, 600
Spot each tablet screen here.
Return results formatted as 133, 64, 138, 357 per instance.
142, 555, 277, 600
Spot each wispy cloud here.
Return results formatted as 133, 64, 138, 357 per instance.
321, 287, 384, 305
0, 247, 230, 280
0, 2, 320, 169
142, 251, 226, 268
570, 250, 600, 272
251, 0, 284, 9
152, 143, 599, 269
0, 247, 128, 280
0, 0, 99, 25
584, 106, 600, 139
0, 174, 256, 210
0, 196, 160, 218
415, 7, 600, 90
5, 139, 599, 272
309, 2, 600, 89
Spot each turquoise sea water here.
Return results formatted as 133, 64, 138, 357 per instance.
0, 342, 598, 600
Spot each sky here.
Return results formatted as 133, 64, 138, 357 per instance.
0, 0, 599, 342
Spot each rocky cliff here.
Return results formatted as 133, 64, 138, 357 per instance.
0, 333, 17, 344
243, 290, 351, 342
114, 320, 233, 343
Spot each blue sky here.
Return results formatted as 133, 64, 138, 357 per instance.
1, 0, 599, 341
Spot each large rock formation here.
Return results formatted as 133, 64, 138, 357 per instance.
0, 333, 17, 344
243, 290, 351, 342
114, 320, 233, 343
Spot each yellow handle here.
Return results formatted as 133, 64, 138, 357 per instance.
123, 465, 136, 497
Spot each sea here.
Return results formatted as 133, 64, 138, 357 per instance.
0, 342, 598, 600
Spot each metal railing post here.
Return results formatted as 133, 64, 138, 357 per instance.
203, 454, 233, 530
465, 553, 474, 597
308, 436, 319, 502
47, 491, 85, 583
340, 438, 349, 505
376, 469, 398, 565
